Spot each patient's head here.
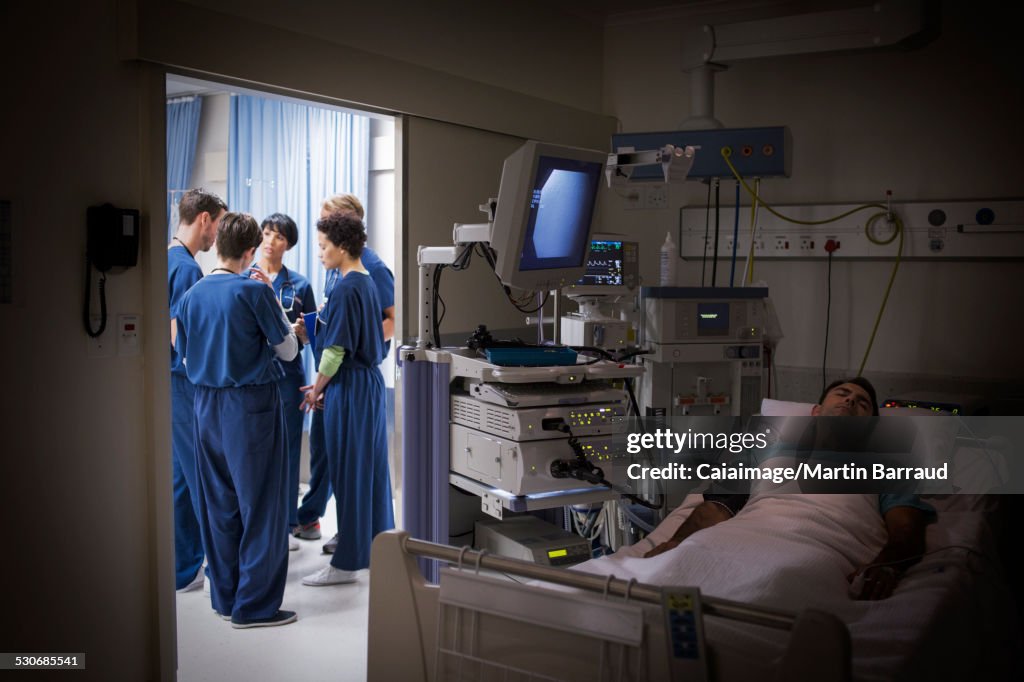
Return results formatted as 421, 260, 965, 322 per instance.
812, 377, 878, 417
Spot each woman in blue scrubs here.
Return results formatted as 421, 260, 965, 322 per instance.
300, 212, 394, 586
177, 213, 299, 628
245, 213, 317, 545
294, 193, 395, 553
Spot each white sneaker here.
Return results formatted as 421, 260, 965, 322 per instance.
289, 536, 300, 552
176, 570, 205, 593
302, 565, 358, 586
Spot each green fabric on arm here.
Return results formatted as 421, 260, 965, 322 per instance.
317, 345, 346, 377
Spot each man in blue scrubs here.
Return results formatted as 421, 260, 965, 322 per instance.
293, 194, 394, 554
177, 212, 299, 628
167, 188, 226, 592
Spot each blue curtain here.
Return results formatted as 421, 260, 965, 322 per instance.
228, 94, 370, 305
228, 94, 371, 401
166, 96, 204, 233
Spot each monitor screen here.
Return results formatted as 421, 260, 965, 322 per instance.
518, 156, 603, 272
490, 141, 607, 291
697, 302, 730, 336
577, 240, 625, 287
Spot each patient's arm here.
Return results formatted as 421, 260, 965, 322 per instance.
849, 506, 928, 600
643, 501, 734, 558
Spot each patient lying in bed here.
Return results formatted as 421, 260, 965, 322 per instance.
638, 378, 935, 600
561, 379, 1018, 679
569, 489, 1016, 681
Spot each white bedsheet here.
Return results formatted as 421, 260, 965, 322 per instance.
566, 494, 1018, 680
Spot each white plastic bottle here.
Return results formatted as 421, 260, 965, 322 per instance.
659, 232, 677, 286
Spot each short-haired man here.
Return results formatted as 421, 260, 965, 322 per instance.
177, 212, 298, 627
167, 188, 226, 592
644, 377, 934, 601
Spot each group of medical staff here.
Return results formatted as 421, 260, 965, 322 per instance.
168, 188, 395, 628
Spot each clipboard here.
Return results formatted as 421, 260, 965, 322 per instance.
303, 312, 318, 350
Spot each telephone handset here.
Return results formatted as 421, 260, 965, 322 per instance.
84, 204, 140, 338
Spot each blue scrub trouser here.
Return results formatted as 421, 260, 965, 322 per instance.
296, 409, 332, 526
325, 368, 394, 571
194, 383, 289, 621
278, 371, 305, 528
171, 373, 204, 590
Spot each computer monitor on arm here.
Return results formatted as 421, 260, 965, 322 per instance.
489, 141, 606, 292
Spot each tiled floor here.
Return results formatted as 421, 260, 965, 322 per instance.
175, 493, 371, 681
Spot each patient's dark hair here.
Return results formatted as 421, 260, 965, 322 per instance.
261, 213, 299, 249
818, 377, 879, 416
216, 213, 262, 261
317, 212, 366, 259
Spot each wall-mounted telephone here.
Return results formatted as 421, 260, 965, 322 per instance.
88, 203, 140, 272
84, 203, 139, 338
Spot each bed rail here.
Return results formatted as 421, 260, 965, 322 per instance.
368, 530, 851, 682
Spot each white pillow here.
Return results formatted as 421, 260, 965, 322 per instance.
761, 401, 945, 418
759, 398, 814, 416
759, 399, 959, 481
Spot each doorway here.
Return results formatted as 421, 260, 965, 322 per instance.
165, 72, 400, 678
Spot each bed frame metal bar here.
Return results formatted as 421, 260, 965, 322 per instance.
402, 535, 797, 631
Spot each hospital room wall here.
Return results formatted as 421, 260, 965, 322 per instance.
0, 1, 610, 678
600, 1, 1024, 398
0, 3, 168, 680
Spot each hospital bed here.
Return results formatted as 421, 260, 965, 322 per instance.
368, 530, 851, 681
368, 407, 1019, 681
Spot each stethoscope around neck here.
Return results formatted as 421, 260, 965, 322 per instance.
277, 276, 297, 312
252, 263, 298, 313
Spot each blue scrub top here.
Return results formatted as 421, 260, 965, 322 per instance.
168, 245, 203, 377
318, 271, 385, 370
244, 264, 318, 379
321, 245, 394, 358
177, 273, 293, 387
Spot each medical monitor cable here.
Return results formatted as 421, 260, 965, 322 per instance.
477, 242, 551, 314
711, 177, 721, 286
742, 178, 762, 285
822, 248, 834, 394
719, 149, 905, 377
701, 179, 712, 285
548, 422, 662, 510
856, 201, 904, 377
623, 372, 667, 511
730, 181, 741, 286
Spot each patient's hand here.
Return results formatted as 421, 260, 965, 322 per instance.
642, 500, 734, 558
848, 506, 927, 599
847, 565, 900, 600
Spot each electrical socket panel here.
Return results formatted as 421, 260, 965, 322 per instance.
678, 199, 1024, 259
644, 185, 669, 210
